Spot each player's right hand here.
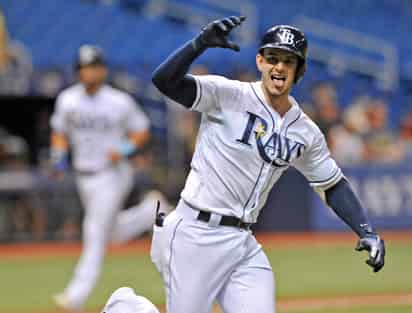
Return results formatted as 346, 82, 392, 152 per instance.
48, 149, 69, 180
195, 16, 246, 51
355, 233, 385, 272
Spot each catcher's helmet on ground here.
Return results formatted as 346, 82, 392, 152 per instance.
259, 25, 308, 83
75, 44, 106, 70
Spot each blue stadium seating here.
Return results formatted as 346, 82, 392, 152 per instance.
2, 0, 411, 74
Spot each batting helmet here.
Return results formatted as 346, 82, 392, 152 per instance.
259, 25, 308, 83
75, 44, 106, 70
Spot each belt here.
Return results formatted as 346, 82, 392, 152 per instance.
76, 170, 99, 176
197, 210, 252, 230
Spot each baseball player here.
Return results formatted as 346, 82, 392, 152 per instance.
50, 45, 168, 311
138, 16, 385, 313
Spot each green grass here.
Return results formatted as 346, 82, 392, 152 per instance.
0, 242, 410, 312
267, 242, 412, 297
0, 253, 163, 312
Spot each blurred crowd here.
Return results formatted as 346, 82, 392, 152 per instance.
0, 11, 32, 95
1, 3, 412, 166
302, 82, 411, 166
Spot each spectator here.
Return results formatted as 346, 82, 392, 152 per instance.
328, 95, 369, 165
32, 69, 65, 97
398, 110, 412, 161
111, 69, 143, 95
362, 98, 403, 163
311, 82, 341, 141
0, 11, 33, 95
0, 126, 29, 169
0, 126, 48, 241
231, 67, 258, 82
328, 111, 366, 166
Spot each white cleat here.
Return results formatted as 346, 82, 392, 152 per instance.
53, 293, 81, 312
102, 287, 160, 313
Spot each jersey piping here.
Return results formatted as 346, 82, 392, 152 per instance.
249, 83, 275, 130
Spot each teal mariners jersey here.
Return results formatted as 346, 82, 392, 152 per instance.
180, 75, 342, 223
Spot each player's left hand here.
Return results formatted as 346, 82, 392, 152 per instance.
355, 233, 385, 272
195, 16, 246, 51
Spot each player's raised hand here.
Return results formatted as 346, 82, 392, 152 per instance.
355, 233, 385, 272
195, 16, 246, 51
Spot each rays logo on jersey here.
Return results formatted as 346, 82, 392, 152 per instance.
236, 111, 305, 167
67, 112, 113, 131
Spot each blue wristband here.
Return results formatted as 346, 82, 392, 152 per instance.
51, 149, 68, 171
118, 140, 137, 158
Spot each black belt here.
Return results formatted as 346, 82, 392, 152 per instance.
197, 210, 252, 230
76, 169, 99, 176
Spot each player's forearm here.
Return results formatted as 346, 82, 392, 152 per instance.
50, 132, 69, 170
151, 39, 206, 107
325, 177, 375, 238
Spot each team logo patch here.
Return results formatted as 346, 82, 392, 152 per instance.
236, 111, 305, 167
277, 28, 295, 45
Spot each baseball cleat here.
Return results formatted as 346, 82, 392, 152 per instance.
53, 293, 80, 312
102, 287, 160, 313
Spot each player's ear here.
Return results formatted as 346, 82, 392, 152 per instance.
256, 53, 264, 73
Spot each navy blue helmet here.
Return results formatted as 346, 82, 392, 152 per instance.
259, 25, 308, 83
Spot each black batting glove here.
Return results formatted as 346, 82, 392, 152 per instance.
355, 232, 385, 272
193, 16, 246, 52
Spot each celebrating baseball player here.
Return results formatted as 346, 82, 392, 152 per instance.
120, 16, 385, 313
50, 45, 168, 311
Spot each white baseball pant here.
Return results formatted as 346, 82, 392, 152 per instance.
63, 162, 156, 309
150, 200, 275, 313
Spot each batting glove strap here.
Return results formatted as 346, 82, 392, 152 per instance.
355, 233, 385, 273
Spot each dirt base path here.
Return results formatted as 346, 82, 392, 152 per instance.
38, 292, 412, 313
277, 292, 412, 312
172, 292, 412, 312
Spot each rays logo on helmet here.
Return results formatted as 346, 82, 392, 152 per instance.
277, 28, 295, 45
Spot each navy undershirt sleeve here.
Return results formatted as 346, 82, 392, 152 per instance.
325, 178, 374, 238
152, 39, 206, 108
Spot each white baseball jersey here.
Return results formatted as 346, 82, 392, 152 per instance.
50, 84, 150, 172
180, 75, 342, 223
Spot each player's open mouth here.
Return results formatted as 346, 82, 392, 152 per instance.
270, 74, 286, 82
270, 74, 286, 88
